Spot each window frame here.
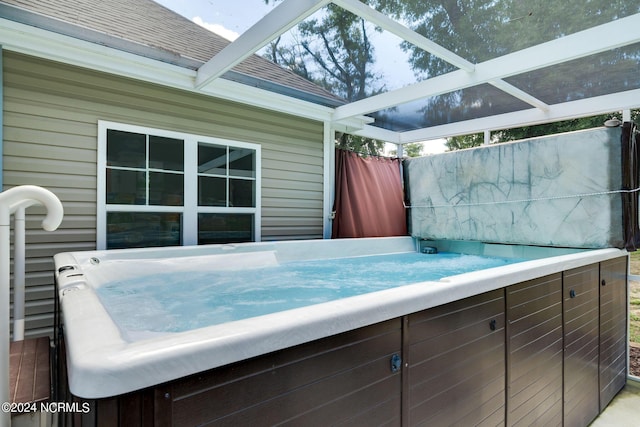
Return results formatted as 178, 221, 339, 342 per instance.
97, 121, 261, 249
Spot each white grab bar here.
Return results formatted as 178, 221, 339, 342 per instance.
0, 186, 63, 427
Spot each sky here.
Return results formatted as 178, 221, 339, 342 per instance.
154, 0, 276, 41
153, 0, 447, 155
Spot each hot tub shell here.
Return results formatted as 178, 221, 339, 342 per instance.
54, 237, 628, 426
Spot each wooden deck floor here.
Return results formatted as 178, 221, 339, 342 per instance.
9, 337, 50, 405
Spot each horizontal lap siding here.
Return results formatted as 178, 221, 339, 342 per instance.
3, 51, 325, 337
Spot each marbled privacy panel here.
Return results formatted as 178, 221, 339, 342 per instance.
404, 127, 624, 248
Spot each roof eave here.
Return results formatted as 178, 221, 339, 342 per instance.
0, 15, 368, 129
0, 2, 200, 68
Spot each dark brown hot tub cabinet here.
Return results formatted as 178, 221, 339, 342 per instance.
563, 264, 601, 426
62, 257, 628, 426
506, 273, 563, 426
599, 257, 628, 410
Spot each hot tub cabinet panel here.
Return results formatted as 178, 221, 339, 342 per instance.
69, 319, 404, 427
563, 264, 601, 427
407, 289, 506, 426
506, 273, 563, 427
599, 256, 628, 409
166, 318, 403, 426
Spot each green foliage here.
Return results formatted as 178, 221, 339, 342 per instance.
263, 1, 387, 100
336, 132, 385, 156
377, 0, 640, 129
403, 143, 423, 157
631, 311, 640, 344
445, 133, 484, 152
388, 142, 423, 157
445, 110, 639, 151
630, 250, 640, 275
264, 1, 387, 154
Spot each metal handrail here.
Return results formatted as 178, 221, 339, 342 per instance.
0, 186, 63, 427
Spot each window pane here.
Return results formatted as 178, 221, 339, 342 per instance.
107, 130, 146, 168
107, 212, 182, 249
198, 143, 227, 175
106, 169, 146, 204
229, 179, 255, 207
149, 136, 184, 171
198, 176, 226, 206
198, 213, 254, 244
229, 147, 255, 178
149, 172, 184, 206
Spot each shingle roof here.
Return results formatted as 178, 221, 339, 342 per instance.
1, 0, 344, 104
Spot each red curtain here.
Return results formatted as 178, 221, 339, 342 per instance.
332, 149, 407, 238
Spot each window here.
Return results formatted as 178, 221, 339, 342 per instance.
98, 121, 261, 249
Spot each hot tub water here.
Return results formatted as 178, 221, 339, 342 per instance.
96, 252, 524, 337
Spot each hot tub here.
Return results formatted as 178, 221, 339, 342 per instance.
54, 236, 628, 426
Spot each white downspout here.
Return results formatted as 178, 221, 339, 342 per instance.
0, 186, 63, 427
322, 122, 335, 239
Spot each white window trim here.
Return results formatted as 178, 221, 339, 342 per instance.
97, 120, 261, 249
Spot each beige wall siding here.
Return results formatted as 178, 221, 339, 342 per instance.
3, 51, 325, 337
